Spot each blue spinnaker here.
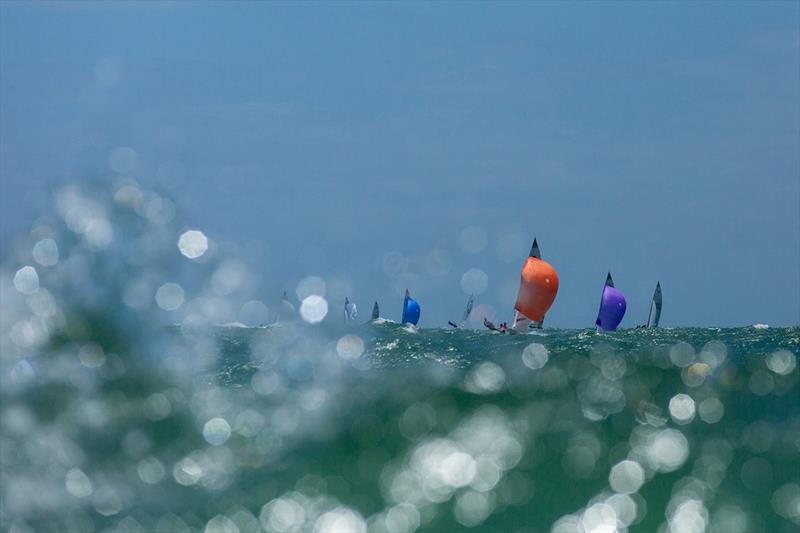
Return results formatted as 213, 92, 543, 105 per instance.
401, 289, 421, 325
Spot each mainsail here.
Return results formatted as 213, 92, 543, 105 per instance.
595, 272, 626, 331
646, 282, 662, 328
461, 294, 474, 327
401, 289, 421, 325
511, 238, 559, 332
344, 297, 358, 323
450, 294, 475, 328
371, 301, 380, 320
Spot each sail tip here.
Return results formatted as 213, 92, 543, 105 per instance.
529, 238, 541, 258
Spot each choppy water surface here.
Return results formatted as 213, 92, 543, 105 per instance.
2, 185, 799, 533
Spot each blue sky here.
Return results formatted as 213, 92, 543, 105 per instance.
1, 1, 798, 327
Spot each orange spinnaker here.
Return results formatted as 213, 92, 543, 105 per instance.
514, 257, 559, 322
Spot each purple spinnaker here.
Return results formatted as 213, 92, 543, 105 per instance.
596, 286, 626, 331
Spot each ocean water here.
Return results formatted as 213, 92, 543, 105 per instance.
2, 184, 799, 533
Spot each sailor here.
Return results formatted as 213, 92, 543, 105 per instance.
448, 321, 459, 329
483, 317, 498, 331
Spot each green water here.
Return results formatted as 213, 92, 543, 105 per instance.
5, 320, 798, 532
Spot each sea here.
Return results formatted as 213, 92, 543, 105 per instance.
2, 184, 799, 533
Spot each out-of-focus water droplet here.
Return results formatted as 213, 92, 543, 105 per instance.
178, 230, 208, 259
108, 146, 138, 173
239, 300, 270, 327
453, 489, 492, 527
13, 266, 39, 294
137, 456, 166, 484
79, 343, 106, 368
669, 342, 696, 367
460, 268, 488, 295
459, 226, 488, 254
296, 276, 326, 300
609, 460, 645, 494
646, 429, 689, 472
466, 362, 505, 394
766, 349, 796, 375
155, 283, 185, 311
336, 335, 364, 360
382, 252, 408, 278
522, 343, 549, 370
300, 295, 328, 324
204, 514, 240, 533
203, 417, 231, 446
32, 239, 59, 266
92, 486, 123, 516
669, 393, 696, 424
65, 468, 93, 498
698, 397, 724, 424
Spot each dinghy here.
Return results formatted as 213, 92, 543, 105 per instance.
511, 238, 559, 332
595, 273, 626, 331
371, 301, 380, 320
401, 289, 421, 325
646, 282, 662, 328
344, 297, 358, 323
449, 294, 474, 328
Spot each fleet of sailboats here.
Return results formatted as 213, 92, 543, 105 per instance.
274, 238, 662, 330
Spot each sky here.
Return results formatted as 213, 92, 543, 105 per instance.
1, 1, 798, 328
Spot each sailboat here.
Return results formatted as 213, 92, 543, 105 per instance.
273, 290, 296, 323
344, 297, 358, 323
646, 282, 662, 328
595, 272, 626, 331
371, 301, 380, 320
449, 294, 474, 328
511, 238, 559, 332
401, 289, 421, 325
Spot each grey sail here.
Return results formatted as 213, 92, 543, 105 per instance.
646, 282, 662, 328
605, 272, 615, 288
459, 294, 474, 327
529, 238, 541, 259
274, 290, 295, 323
371, 301, 380, 320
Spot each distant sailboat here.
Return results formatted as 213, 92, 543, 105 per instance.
595, 273, 626, 331
646, 282, 662, 328
274, 290, 295, 323
511, 238, 559, 332
344, 297, 358, 323
371, 301, 380, 320
401, 289, 421, 325
449, 294, 474, 328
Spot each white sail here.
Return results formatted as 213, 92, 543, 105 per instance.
511, 310, 532, 332
344, 297, 358, 323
